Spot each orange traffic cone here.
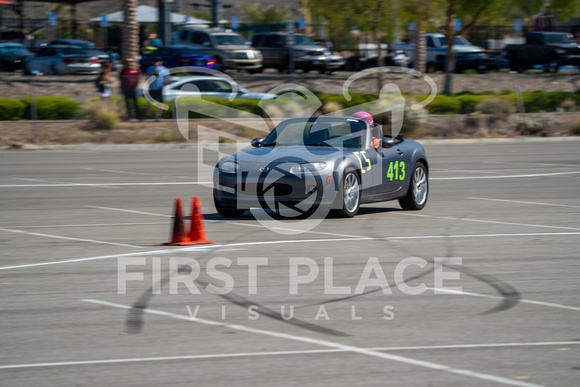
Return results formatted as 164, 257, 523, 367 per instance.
163, 198, 189, 245
187, 197, 214, 245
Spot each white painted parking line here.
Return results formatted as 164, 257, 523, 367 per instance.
0, 182, 212, 188
82, 299, 545, 387
430, 288, 580, 313
399, 213, 580, 231
2, 233, 580, 271
467, 197, 580, 209
11, 222, 168, 229
86, 206, 171, 218
84, 168, 160, 176
1, 340, 577, 370
0, 227, 143, 249
83, 168, 194, 180
483, 161, 580, 168
431, 171, 580, 180
87, 205, 374, 239
431, 168, 502, 174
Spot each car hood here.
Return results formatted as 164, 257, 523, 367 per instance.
550, 44, 580, 53
3, 52, 33, 60
450, 44, 485, 53
292, 45, 327, 52
233, 145, 344, 166
216, 45, 255, 51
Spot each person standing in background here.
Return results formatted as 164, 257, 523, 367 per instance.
145, 57, 169, 121
96, 62, 113, 101
119, 58, 143, 121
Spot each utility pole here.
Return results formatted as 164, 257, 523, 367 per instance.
191, 0, 232, 28
158, 0, 173, 44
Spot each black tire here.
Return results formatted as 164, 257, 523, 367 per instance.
248, 67, 263, 74
399, 162, 428, 210
335, 169, 361, 218
213, 189, 245, 217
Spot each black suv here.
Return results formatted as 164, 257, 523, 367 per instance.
251, 32, 344, 73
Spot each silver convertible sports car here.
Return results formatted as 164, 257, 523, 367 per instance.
213, 116, 428, 218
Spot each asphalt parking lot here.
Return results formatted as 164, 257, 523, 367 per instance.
1, 139, 579, 386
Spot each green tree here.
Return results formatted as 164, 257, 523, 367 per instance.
242, 2, 292, 24
401, 0, 443, 74
440, 0, 580, 95
311, 0, 395, 91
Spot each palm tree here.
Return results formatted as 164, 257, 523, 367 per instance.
121, 0, 139, 60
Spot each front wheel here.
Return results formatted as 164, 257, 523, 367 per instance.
213, 189, 246, 217
399, 162, 428, 210
335, 170, 361, 218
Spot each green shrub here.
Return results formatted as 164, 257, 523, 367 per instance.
79, 101, 120, 130
0, 98, 26, 120
456, 94, 485, 114
21, 97, 78, 120
476, 98, 516, 115
424, 95, 461, 114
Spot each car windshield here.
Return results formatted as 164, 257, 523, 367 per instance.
61, 47, 91, 56
0, 46, 29, 54
294, 35, 315, 45
180, 49, 206, 56
263, 117, 367, 149
544, 34, 574, 44
434, 36, 470, 46
214, 35, 245, 45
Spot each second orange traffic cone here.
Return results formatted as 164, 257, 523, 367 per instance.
187, 196, 214, 245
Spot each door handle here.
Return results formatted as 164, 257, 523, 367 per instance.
396, 149, 404, 155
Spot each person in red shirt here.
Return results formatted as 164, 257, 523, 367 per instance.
119, 58, 143, 121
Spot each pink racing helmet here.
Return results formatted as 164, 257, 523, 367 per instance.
352, 111, 373, 127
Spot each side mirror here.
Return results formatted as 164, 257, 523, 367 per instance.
382, 138, 397, 149
251, 137, 264, 148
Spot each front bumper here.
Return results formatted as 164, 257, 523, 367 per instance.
214, 168, 338, 211
296, 55, 345, 71
225, 58, 263, 70
66, 63, 101, 75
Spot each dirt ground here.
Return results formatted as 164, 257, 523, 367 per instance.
1, 70, 580, 147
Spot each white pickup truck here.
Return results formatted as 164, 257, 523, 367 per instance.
393, 33, 497, 72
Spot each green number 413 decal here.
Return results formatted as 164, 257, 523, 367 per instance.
387, 161, 406, 181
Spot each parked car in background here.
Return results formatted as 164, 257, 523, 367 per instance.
48, 39, 109, 64
172, 28, 262, 72
141, 76, 276, 101
505, 32, 580, 72
0, 30, 26, 43
138, 45, 217, 72
0, 42, 33, 71
24, 45, 102, 75
251, 32, 344, 73
393, 33, 497, 72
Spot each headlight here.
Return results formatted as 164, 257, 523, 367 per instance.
290, 162, 327, 174
219, 160, 239, 173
